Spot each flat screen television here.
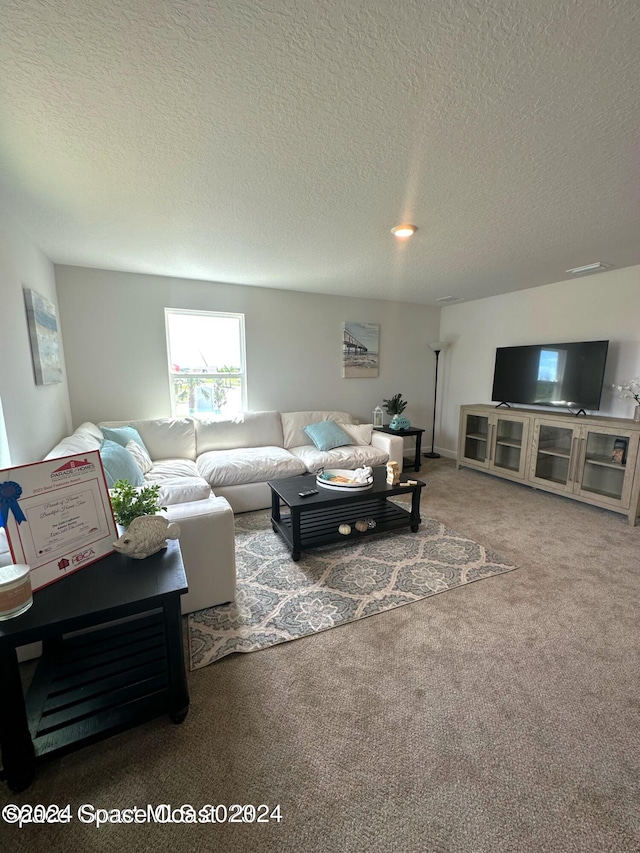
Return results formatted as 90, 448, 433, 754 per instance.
491, 340, 609, 411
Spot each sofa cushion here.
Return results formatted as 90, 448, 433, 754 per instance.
197, 446, 305, 487
99, 418, 197, 462
44, 422, 103, 460
143, 459, 201, 482
126, 440, 153, 474
100, 439, 144, 487
101, 424, 149, 453
303, 420, 351, 451
290, 443, 388, 473
195, 411, 283, 453
281, 411, 355, 449
339, 423, 373, 446
155, 477, 212, 506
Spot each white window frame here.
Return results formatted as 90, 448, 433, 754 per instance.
165, 308, 247, 418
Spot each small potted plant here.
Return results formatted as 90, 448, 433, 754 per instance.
109, 479, 166, 529
383, 393, 410, 430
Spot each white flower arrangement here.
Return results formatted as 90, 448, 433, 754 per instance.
612, 378, 640, 405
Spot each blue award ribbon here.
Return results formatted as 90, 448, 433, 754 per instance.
0, 481, 27, 528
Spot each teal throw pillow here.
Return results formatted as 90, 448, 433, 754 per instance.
302, 421, 351, 452
101, 425, 149, 454
100, 439, 144, 488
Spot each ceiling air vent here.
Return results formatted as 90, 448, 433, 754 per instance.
565, 262, 611, 275
435, 295, 465, 304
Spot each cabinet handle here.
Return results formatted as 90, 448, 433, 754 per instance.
568, 437, 578, 482
578, 437, 586, 484
488, 424, 494, 461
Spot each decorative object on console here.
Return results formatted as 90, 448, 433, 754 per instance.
338, 524, 352, 535
316, 468, 374, 490
383, 393, 410, 429
343, 322, 379, 378
389, 415, 411, 430
612, 438, 628, 465
112, 514, 181, 560
612, 378, 640, 423
372, 406, 384, 428
425, 341, 451, 459
109, 480, 166, 528
386, 461, 400, 485
23, 288, 63, 385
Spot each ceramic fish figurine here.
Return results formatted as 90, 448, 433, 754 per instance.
113, 515, 181, 559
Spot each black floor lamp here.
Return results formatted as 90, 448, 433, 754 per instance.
425, 340, 450, 459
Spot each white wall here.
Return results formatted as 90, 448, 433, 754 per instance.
438, 265, 640, 455
0, 210, 71, 465
54, 266, 440, 430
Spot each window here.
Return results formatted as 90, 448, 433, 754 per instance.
165, 309, 246, 418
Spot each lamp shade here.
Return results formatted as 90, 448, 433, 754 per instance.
428, 340, 450, 353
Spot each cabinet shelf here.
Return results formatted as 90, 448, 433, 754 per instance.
584, 455, 626, 471
496, 439, 522, 449
465, 432, 487, 442
536, 446, 571, 458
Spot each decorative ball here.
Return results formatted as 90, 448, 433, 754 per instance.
338, 524, 352, 535
355, 519, 368, 532
367, 518, 377, 529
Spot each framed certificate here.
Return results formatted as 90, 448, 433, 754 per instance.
0, 451, 118, 591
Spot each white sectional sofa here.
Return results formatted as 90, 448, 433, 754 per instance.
0, 410, 403, 618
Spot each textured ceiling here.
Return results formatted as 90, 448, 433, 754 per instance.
1, 0, 638, 305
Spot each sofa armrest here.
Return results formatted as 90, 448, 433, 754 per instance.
163, 496, 236, 614
371, 431, 405, 470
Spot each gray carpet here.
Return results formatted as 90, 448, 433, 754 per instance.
3, 458, 640, 853
189, 509, 516, 668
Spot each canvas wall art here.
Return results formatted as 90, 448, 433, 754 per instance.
342, 322, 379, 378
24, 287, 63, 385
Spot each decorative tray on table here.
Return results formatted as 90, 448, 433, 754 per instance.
316, 469, 374, 491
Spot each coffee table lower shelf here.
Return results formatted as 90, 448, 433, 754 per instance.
272, 497, 417, 558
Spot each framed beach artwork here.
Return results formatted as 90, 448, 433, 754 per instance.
342, 322, 379, 378
24, 288, 63, 385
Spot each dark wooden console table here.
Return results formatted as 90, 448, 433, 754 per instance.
0, 541, 189, 792
374, 425, 425, 471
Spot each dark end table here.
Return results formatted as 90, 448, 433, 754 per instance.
374, 425, 425, 471
0, 541, 189, 792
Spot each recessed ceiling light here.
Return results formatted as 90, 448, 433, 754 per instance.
565, 262, 611, 275
391, 224, 417, 238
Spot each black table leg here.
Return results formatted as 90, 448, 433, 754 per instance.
413, 433, 423, 471
0, 639, 36, 792
162, 600, 189, 724
290, 507, 302, 561
271, 487, 281, 532
410, 487, 422, 531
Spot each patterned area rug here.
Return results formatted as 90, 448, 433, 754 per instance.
188, 510, 517, 670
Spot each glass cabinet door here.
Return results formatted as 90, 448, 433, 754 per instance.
530, 422, 577, 491
492, 416, 528, 478
576, 428, 638, 508
462, 413, 489, 466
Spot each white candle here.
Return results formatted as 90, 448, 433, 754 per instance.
0, 564, 33, 620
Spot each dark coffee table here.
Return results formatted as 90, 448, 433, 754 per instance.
268, 467, 425, 560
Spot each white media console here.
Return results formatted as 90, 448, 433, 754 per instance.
457, 404, 640, 525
